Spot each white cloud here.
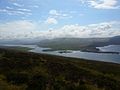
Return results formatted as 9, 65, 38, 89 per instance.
46, 21, 120, 38
49, 10, 60, 16
49, 9, 72, 19
66, 22, 119, 37
13, 3, 23, 7
0, 20, 120, 40
38, 10, 77, 28
0, 20, 37, 39
0, 7, 32, 16
80, 0, 119, 9
45, 17, 58, 24
45, 9, 73, 25
0, 1, 31, 16
33, 5, 39, 8
0, 20, 36, 32
6, 6, 13, 9
17, 8, 31, 12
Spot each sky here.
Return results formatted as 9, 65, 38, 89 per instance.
0, 0, 120, 40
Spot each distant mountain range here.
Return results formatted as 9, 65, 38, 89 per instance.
0, 36, 120, 51
37, 36, 120, 51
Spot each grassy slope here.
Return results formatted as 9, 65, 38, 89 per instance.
0, 46, 31, 52
0, 48, 120, 90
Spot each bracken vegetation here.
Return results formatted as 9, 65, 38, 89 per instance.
0, 48, 120, 90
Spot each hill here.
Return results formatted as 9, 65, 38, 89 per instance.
37, 36, 120, 52
0, 48, 120, 90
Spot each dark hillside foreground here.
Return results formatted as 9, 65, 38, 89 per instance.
0, 48, 120, 90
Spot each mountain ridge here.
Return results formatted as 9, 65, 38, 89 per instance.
37, 36, 120, 51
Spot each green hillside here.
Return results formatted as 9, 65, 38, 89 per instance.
0, 48, 120, 90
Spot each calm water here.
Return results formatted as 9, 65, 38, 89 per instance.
97, 45, 120, 53
0, 44, 120, 64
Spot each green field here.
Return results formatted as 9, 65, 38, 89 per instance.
0, 48, 120, 90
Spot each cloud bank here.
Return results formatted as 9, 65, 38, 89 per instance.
0, 20, 120, 40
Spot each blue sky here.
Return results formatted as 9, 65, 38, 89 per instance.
0, 0, 120, 39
